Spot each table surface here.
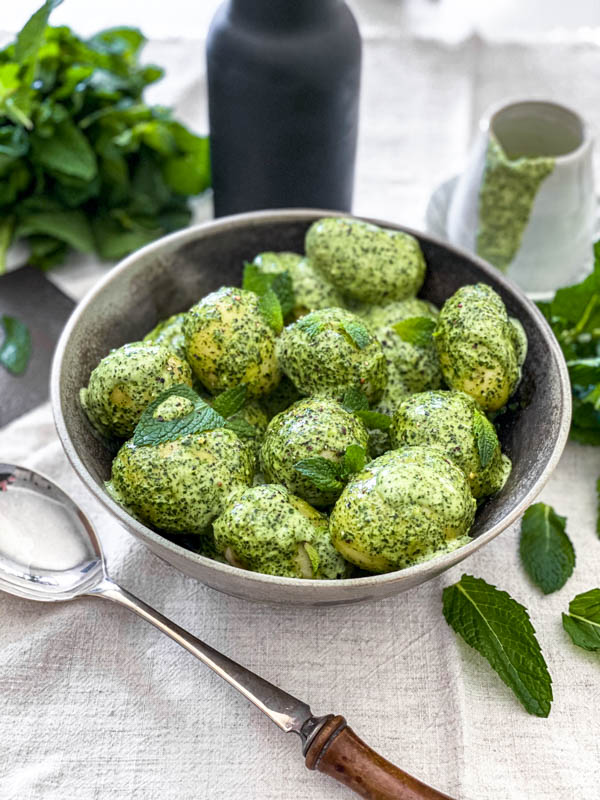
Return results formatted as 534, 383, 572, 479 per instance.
1, 3, 600, 799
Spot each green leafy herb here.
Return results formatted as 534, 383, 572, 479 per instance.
133, 384, 225, 447
296, 315, 324, 339
340, 319, 370, 350
597, 477, 600, 539
294, 444, 367, 492
0, 3, 210, 273
519, 503, 575, 594
354, 410, 392, 431
392, 316, 436, 348
0, 314, 31, 375
537, 240, 600, 444
224, 417, 257, 440
473, 409, 498, 468
341, 386, 369, 412
342, 444, 366, 476
443, 574, 553, 717
562, 588, 600, 652
242, 263, 295, 318
211, 384, 247, 419
258, 289, 284, 335
293, 457, 344, 492
303, 542, 320, 577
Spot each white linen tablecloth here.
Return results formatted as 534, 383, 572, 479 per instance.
2, 7, 600, 799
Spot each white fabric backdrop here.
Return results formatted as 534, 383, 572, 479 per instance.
1, 4, 600, 799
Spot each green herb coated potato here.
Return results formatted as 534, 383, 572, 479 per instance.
330, 446, 476, 573
106, 428, 254, 535
276, 307, 387, 403
260, 396, 369, 507
390, 390, 511, 498
213, 484, 351, 579
183, 287, 280, 398
228, 400, 269, 462
305, 217, 426, 304
143, 313, 187, 359
434, 283, 525, 411
252, 251, 345, 318
79, 342, 192, 438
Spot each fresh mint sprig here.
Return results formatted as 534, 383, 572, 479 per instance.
443, 574, 553, 717
294, 444, 368, 493
242, 262, 295, 319
0, 315, 31, 375
340, 387, 391, 431
473, 409, 498, 468
392, 316, 436, 348
562, 589, 600, 652
519, 503, 575, 595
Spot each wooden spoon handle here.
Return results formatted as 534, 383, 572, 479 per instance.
305, 715, 453, 800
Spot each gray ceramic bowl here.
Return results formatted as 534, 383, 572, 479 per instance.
51, 210, 571, 606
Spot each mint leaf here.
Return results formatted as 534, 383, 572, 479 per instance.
133, 384, 225, 447
296, 315, 324, 339
32, 120, 98, 181
340, 319, 370, 350
443, 574, 553, 717
15, 0, 62, 62
473, 409, 498, 468
519, 503, 575, 594
259, 289, 283, 335
303, 542, 320, 576
567, 358, 600, 387
355, 410, 392, 431
0, 315, 31, 375
341, 386, 369, 412
597, 477, 600, 539
293, 457, 343, 492
562, 589, 600, 651
392, 316, 436, 347
242, 263, 295, 318
242, 262, 272, 296
224, 417, 257, 440
342, 444, 366, 476
211, 384, 247, 418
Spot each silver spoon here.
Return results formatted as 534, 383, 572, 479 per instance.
0, 463, 450, 800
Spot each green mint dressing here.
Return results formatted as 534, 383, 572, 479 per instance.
476, 134, 555, 272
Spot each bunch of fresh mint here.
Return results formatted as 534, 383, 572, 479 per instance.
0, 0, 210, 272
538, 241, 600, 444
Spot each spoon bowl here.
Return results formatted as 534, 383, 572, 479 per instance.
0, 464, 104, 602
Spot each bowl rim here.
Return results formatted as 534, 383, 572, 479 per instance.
51, 208, 572, 591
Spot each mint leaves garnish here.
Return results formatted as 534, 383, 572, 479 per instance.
443, 574, 553, 717
340, 319, 370, 350
293, 457, 344, 492
0, 314, 31, 375
133, 383, 254, 446
473, 409, 498, 468
519, 503, 575, 595
211, 384, 247, 418
392, 316, 436, 347
294, 444, 368, 492
303, 542, 321, 577
341, 387, 369, 412
340, 386, 391, 430
133, 384, 225, 447
242, 262, 295, 321
258, 289, 283, 335
562, 589, 600, 651
296, 315, 324, 339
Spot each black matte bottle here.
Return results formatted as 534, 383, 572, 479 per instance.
206, 0, 361, 217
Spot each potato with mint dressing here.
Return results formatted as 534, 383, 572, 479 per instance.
305, 217, 426, 304
143, 312, 187, 360
276, 307, 388, 403
213, 484, 352, 579
252, 251, 345, 318
260, 395, 369, 507
330, 446, 476, 573
434, 283, 526, 411
391, 390, 511, 499
183, 286, 280, 398
106, 426, 254, 535
79, 342, 192, 439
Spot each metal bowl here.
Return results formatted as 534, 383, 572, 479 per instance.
51, 209, 571, 606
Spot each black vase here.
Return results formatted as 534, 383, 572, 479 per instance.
206, 0, 361, 217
